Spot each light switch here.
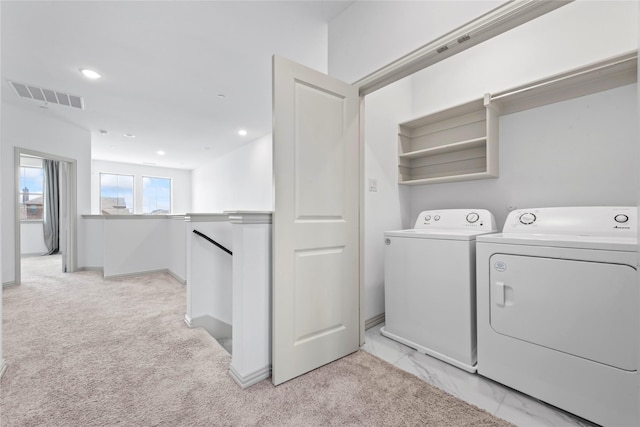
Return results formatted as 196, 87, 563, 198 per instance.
368, 178, 377, 192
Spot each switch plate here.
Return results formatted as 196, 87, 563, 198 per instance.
368, 178, 377, 192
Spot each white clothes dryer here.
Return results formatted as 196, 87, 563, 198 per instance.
476, 206, 638, 427
382, 209, 496, 373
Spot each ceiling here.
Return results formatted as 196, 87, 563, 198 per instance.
1, 1, 353, 170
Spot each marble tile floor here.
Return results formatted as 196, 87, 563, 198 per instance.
362, 323, 597, 427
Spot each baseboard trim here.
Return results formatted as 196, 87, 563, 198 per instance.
187, 314, 231, 340
77, 266, 104, 272
365, 313, 385, 330
0, 359, 7, 379
184, 314, 193, 328
20, 253, 47, 258
229, 364, 271, 389
104, 268, 171, 280
167, 269, 186, 285
2, 281, 18, 288
101, 268, 185, 284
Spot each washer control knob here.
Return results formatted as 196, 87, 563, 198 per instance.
434, 215, 440, 221
614, 214, 629, 224
519, 212, 536, 225
424, 215, 431, 221
466, 212, 479, 223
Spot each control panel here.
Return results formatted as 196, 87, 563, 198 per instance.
414, 209, 496, 231
503, 206, 636, 237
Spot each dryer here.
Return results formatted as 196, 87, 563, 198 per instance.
476, 206, 638, 426
382, 209, 496, 373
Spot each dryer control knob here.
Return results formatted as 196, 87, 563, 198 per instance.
614, 214, 629, 223
424, 215, 431, 221
519, 212, 536, 225
434, 215, 440, 221
466, 212, 479, 223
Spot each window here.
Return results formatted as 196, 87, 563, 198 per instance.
142, 176, 171, 214
19, 162, 44, 220
100, 173, 134, 215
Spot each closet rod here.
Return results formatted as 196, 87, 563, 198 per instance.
490, 53, 637, 102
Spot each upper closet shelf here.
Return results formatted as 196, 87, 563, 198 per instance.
488, 51, 637, 115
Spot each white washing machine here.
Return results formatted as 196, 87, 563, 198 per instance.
476, 206, 638, 427
381, 209, 497, 373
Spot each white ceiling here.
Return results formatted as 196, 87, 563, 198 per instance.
1, 0, 353, 170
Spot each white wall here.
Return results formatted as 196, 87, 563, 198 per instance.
169, 216, 186, 282
1, 103, 91, 283
80, 216, 104, 269
363, 77, 414, 321
102, 217, 169, 278
354, 0, 639, 320
91, 160, 192, 214
191, 134, 272, 212
328, 0, 505, 83
20, 222, 47, 255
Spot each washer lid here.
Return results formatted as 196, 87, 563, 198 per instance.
385, 229, 497, 241
477, 232, 637, 251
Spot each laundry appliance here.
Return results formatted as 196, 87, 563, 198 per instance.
476, 206, 638, 427
382, 209, 497, 373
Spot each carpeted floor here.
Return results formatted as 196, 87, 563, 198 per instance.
1, 255, 512, 426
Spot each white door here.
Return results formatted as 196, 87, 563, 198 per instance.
272, 55, 360, 385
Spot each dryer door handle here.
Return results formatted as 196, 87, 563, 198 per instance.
493, 281, 514, 307
494, 281, 505, 307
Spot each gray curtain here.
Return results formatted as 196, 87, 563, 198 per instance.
43, 159, 60, 255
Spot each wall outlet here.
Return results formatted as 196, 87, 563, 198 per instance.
368, 178, 377, 192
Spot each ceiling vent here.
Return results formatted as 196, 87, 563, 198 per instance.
8, 81, 84, 110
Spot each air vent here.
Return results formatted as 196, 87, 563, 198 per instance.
8, 81, 84, 110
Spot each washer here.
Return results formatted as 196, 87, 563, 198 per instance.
476, 206, 638, 427
381, 209, 496, 373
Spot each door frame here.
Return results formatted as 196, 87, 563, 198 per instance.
14, 147, 78, 285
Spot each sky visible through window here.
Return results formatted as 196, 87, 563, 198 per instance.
143, 177, 171, 214
100, 173, 134, 214
20, 166, 43, 196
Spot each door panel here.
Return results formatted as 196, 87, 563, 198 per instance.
272, 55, 359, 385
489, 254, 637, 371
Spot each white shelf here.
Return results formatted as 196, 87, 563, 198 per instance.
399, 137, 486, 159
397, 98, 498, 185
489, 52, 637, 115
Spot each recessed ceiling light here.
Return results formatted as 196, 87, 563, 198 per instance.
203, 146, 210, 150
124, 133, 135, 138
217, 94, 225, 99
99, 129, 108, 135
157, 150, 165, 155
238, 129, 248, 136
79, 68, 102, 79
111, 146, 117, 149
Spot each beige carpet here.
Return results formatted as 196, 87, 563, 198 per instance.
1, 255, 512, 426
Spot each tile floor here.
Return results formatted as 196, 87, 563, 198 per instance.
362, 323, 597, 427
